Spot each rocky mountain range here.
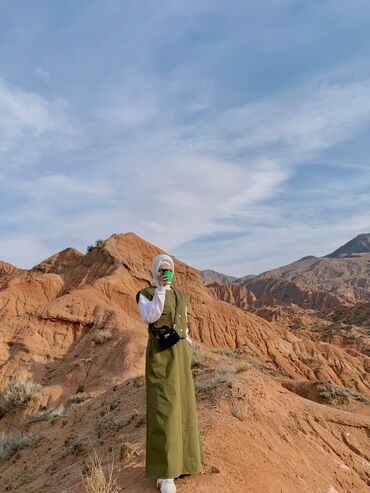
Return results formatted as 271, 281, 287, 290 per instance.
202, 233, 370, 308
0, 232, 369, 492
203, 233, 370, 363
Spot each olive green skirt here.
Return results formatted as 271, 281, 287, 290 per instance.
145, 332, 204, 479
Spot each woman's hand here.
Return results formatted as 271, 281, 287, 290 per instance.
158, 271, 170, 287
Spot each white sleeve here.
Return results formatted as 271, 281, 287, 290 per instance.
184, 305, 192, 344
137, 285, 166, 323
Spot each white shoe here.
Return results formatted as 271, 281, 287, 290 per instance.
156, 478, 176, 493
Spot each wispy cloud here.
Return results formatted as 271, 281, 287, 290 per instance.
35, 68, 50, 81
176, 209, 370, 276
0, 78, 84, 168
1, 1, 370, 273
17, 174, 116, 201
182, 79, 370, 163
95, 74, 160, 127
97, 102, 158, 127
3, 155, 288, 258
3, 74, 370, 270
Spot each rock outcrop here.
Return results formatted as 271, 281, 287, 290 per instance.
0, 232, 369, 493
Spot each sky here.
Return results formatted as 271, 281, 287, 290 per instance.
0, 0, 370, 276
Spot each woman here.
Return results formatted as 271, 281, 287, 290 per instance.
136, 253, 204, 493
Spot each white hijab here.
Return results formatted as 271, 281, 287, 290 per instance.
151, 253, 175, 289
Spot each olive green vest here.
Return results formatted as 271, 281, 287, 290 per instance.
137, 285, 190, 339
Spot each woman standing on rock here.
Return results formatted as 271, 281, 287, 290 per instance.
136, 253, 204, 493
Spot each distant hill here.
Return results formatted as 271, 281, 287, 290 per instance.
236, 234, 370, 306
200, 268, 239, 285
325, 233, 370, 258
205, 234, 370, 309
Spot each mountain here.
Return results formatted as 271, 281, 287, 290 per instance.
207, 281, 257, 310
202, 234, 370, 361
202, 234, 370, 309
227, 234, 370, 307
200, 268, 239, 285
325, 233, 370, 258
0, 232, 369, 492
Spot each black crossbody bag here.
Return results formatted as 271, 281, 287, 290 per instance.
149, 288, 184, 351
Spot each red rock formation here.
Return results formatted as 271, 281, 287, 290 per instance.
0, 232, 369, 492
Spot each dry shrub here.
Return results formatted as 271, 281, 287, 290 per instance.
0, 431, 40, 460
0, 377, 42, 416
119, 442, 135, 460
214, 347, 242, 359
235, 359, 252, 373
94, 330, 113, 345
68, 392, 91, 406
28, 404, 65, 423
316, 381, 370, 404
191, 341, 208, 368
195, 366, 237, 395
81, 440, 120, 493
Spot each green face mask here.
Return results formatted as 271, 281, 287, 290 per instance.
161, 269, 173, 283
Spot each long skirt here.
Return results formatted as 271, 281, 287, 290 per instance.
145, 332, 204, 479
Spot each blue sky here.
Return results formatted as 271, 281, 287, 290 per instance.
0, 0, 370, 276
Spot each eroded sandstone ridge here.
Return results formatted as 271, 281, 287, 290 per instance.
0, 232, 368, 493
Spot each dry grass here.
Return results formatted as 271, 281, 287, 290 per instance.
73, 358, 93, 367
0, 431, 40, 460
119, 442, 136, 460
64, 435, 87, 457
0, 377, 42, 417
195, 366, 237, 395
28, 403, 65, 423
68, 392, 91, 406
214, 347, 243, 359
81, 440, 120, 493
215, 347, 267, 374
94, 330, 113, 345
235, 359, 252, 373
191, 341, 208, 368
316, 381, 370, 404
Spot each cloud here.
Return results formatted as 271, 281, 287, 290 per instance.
122, 155, 290, 247
0, 78, 84, 168
95, 74, 160, 127
17, 174, 116, 202
177, 208, 370, 277
0, 154, 288, 267
96, 95, 158, 127
1, 0, 370, 274
183, 79, 370, 164
35, 68, 50, 80
3, 73, 370, 271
